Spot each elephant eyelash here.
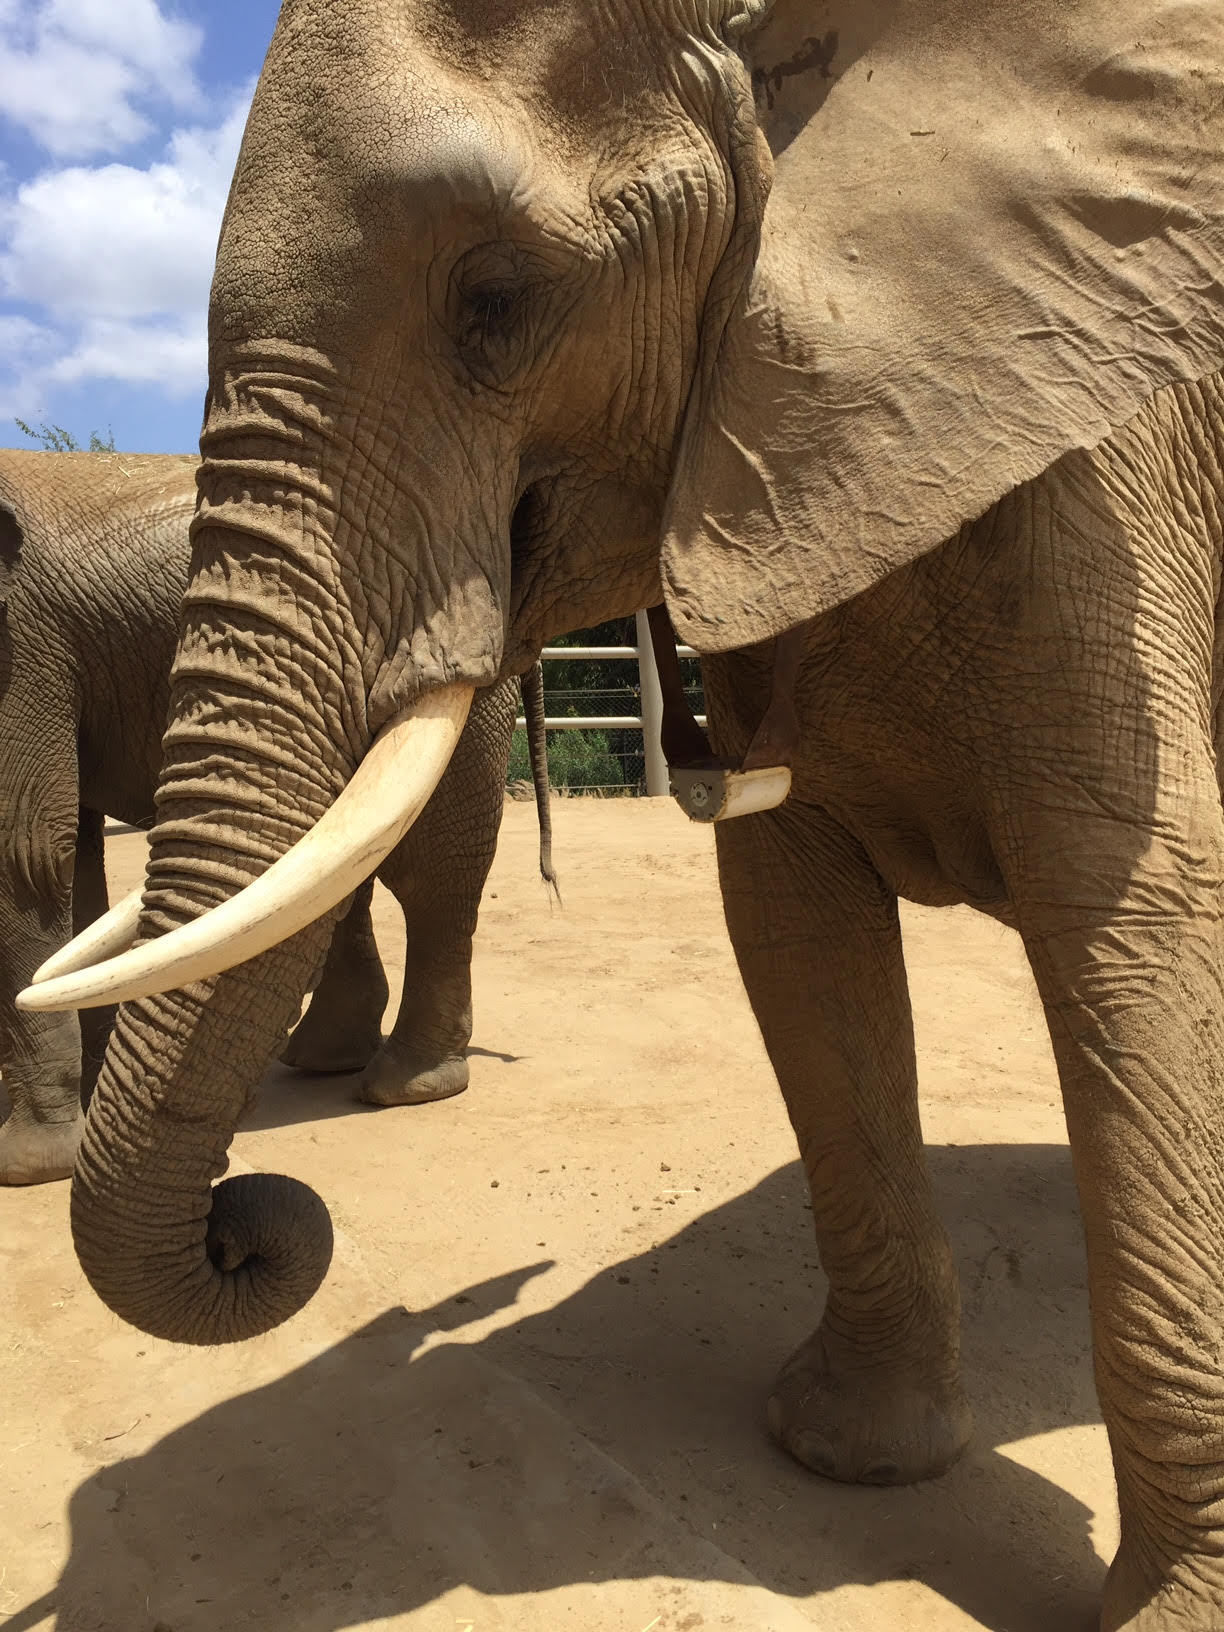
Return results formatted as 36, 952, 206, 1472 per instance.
469, 284, 520, 328
449, 237, 571, 382
461, 281, 527, 346
454, 278, 540, 388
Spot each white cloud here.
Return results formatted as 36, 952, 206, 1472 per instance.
47, 317, 206, 393
1, 99, 247, 319
0, 311, 58, 385
0, 0, 203, 159
0, 90, 251, 420
0, 311, 55, 354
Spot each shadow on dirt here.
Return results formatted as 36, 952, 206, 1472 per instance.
236, 1050, 525, 1132
9, 1145, 1103, 1632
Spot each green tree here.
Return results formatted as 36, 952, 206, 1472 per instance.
14, 418, 116, 453
507, 722, 626, 793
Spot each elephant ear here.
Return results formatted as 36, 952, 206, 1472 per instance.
663, 0, 1224, 651
0, 487, 23, 613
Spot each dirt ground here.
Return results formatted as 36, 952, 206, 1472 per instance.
0, 798, 1113, 1632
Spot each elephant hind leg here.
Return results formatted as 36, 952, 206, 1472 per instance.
715, 796, 971, 1486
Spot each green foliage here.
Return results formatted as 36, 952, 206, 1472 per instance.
545, 618, 640, 711
15, 418, 116, 453
507, 725, 625, 792
506, 729, 530, 784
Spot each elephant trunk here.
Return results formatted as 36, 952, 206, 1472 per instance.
73, 1003, 336, 1345
70, 495, 366, 1344
65, 346, 504, 1342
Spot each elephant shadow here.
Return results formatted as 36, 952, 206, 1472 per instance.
13, 1144, 1106, 1632
233, 1045, 525, 1134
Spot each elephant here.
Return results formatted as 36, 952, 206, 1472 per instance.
19, 1, 1224, 1626
0, 450, 549, 1186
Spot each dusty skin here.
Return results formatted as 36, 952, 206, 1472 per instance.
1, 801, 1110, 1631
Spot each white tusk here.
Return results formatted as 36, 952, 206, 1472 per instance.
31, 887, 144, 983
16, 684, 475, 1013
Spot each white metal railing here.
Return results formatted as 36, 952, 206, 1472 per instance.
515, 610, 704, 795
535, 645, 698, 660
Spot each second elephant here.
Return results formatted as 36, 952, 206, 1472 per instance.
0, 450, 531, 1185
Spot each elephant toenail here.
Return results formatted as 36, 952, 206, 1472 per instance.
861, 1459, 900, 1485
793, 1432, 838, 1478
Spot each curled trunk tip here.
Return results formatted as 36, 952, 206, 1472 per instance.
71, 1167, 334, 1345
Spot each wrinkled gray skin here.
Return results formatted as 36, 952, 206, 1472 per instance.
0, 450, 523, 1185
66, 2, 1224, 1627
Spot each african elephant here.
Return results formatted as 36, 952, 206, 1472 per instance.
0, 451, 538, 1185
21, 1, 1224, 1626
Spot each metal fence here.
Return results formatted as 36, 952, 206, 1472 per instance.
510, 610, 706, 796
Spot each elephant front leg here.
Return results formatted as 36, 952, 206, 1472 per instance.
281, 879, 388, 1074
1019, 891, 1224, 1631
288, 874, 474, 1105
0, 1024, 84, 1185
288, 680, 516, 1105
357, 934, 475, 1106
0, 813, 92, 1185
717, 803, 971, 1485
74, 807, 117, 1101
358, 680, 517, 1107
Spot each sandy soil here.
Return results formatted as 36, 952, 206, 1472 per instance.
0, 799, 1113, 1631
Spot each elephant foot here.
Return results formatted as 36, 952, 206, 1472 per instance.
767, 1325, 972, 1485
356, 1038, 470, 1106
0, 1112, 82, 1186
1101, 1543, 1224, 1630
280, 1010, 383, 1076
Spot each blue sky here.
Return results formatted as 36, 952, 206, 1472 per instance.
0, 0, 282, 453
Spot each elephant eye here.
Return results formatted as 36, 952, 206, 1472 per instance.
454, 275, 533, 386
449, 239, 561, 387
465, 281, 522, 340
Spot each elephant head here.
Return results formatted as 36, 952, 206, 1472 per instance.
25, 0, 1224, 1343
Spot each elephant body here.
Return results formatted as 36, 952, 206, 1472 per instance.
35, 2, 1224, 1627
705, 374, 1224, 1600
0, 451, 522, 1185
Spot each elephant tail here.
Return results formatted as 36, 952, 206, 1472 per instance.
521, 661, 560, 901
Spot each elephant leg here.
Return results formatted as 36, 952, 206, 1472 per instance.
357, 679, 517, 1107
74, 807, 116, 1103
280, 878, 388, 1073
0, 804, 85, 1186
1007, 817, 1224, 1630
716, 800, 971, 1485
